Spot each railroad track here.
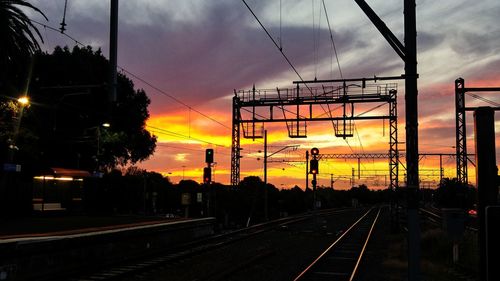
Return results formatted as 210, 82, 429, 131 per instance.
419, 207, 478, 232
66, 208, 356, 281
293, 207, 381, 281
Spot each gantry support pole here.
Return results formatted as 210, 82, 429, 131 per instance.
455, 78, 467, 184
354, 0, 420, 279
474, 107, 497, 281
231, 94, 241, 186
264, 130, 268, 221
305, 150, 309, 190
404, 2, 420, 280
109, 0, 118, 103
389, 89, 399, 190
455, 78, 500, 185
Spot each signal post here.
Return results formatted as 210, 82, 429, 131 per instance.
310, 148, 319, 210
203, 149, 214, 217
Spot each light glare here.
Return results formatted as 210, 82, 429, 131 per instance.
18, 96, 29, 105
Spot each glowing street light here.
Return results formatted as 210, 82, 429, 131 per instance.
17, 96, 29, 106
7, 96, 31, 162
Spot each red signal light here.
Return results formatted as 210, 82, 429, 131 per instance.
203, 167, 211, 184
310, 159, 319, 174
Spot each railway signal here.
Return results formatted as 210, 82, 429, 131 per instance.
310, 159, 319, 174
309, 148, 320, 210
205, 149, 214, 164
203, 167, 211, 184
310, 148, 319, 174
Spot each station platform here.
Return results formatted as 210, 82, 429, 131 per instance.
0, 215, 216, 281
0, 215, 185, 240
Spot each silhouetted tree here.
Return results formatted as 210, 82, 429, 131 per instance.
280, 185, 307, 214
349, 184, 371, 204
0, 1, 46, 165
0, 0, 46, 81
436, 178, 475, 209
11, 46, 157, 171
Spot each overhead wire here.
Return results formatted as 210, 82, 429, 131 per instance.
118, 68, 232, 131
241, 0, 314, 95
279, 0, 282, 49
465, 92, 500, 107
147, 125, 228, 147
322, 0, 343, 80
241, 0, 353, 146
156, 143, 232, 157
320, 2, 367, 155
31, 20, 232, 132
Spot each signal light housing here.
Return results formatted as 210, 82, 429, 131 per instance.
203, 167, 211, 184
205, 149, 214, 164
310, 159, 319, 174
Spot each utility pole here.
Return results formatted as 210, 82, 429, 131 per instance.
306, 150, 309, 190
474, 107, 497, 281
351, 168, 355, 187
261, 131, 297, 220
109, 0, 118, 103
353, 1, 420, 279
357, 158, 361, 179
403, 2, 420, 279
439, 154, 443, 182
264, 130, 268, 221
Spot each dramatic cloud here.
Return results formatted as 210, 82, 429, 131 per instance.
27, 0, 500, 189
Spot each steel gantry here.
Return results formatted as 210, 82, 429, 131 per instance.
455, 78, 500, 185
318, 152, 399, 189
314, 152, 467, 189
231, 78, 400, 186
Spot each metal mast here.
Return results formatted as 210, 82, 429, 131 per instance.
231, 94, 241, 186
455, 78, 467, 184
231, 80, 399, 187
353, 0, 419, 279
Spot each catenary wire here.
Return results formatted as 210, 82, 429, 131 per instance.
322, 0, 343, 79
147, 125, 227, 148
31, 20, 232, 132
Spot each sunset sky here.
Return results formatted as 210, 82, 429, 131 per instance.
27, 0, 500, 189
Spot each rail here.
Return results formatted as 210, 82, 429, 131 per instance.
293, 207, 382, 281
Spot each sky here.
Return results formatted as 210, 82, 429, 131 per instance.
26, 0, 500, 189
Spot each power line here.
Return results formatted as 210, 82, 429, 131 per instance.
156, 143, 232, 156
466, 92, 500, 107
119, 68, 232, 130
156, 143, 205, 152
322, 0, 343, 79
241, 0, 313, 94
33, 19, 85, 46
241, 1, 344, 138
31, 20, 232, 132
148, 125, 228, 148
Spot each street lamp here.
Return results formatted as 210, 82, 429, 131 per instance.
17, 96, 29, 105
8, 96, 30, 162
85, 122, 111, 173
260, 130, 299, 220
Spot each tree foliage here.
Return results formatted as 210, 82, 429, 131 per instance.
1, 45, 157, 171
1, 1, 46, 156
435, 178, 475, 209
0, 0, 46, 72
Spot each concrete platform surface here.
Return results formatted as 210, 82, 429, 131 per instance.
0, 215, 186, 240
